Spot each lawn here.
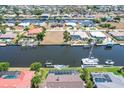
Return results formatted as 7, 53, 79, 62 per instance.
39, 67, 124, 80
86, 67, 124, 77
39, 67, 82, 80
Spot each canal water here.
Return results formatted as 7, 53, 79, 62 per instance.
0, 45, 124, 67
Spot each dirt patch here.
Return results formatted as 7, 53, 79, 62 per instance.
41, 31, 64, 44
97, 22, 124, 30
109, 22, 124, 29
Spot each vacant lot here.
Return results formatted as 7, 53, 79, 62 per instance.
97, 22, 124, 29
109, 22, 124, 29
41, 31, 64, 44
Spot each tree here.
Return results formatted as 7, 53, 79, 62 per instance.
32, 9, 43, 15
15, 22, 20, 26
31, 75, 41, 88
36, 31, 45, 41
63, 31, 71, 42
10, 26, 15, 32
0, 26, 6, 34
114, 16, 120, 22
24, 26, 30, 31
0, 15, 4, 25
100, 17, 107, 22
0, 62, 10, 71
87, 38, 94, 44
30, 62, 42, 72
99, 23, 112, 28
92, 19, 101, 23
118, 67, 124, 73
86, 80, 93, 88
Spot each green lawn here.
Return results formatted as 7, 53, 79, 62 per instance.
39, 67, 82, 80
86, 67, 124, 77
39, 67, 124, 80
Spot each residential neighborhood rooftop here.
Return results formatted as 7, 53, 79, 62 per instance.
91, 72, 124, 88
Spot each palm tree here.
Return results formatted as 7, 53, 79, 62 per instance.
23, 26, 29, 31
63, 31, 71, 42
31, 75, 41, 88
0, 24, 7, 34
10, 26, 15, 32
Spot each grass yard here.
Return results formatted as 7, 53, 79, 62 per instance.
86, 67, 124, 77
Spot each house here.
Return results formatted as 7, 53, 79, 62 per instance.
0, 32, 17, 39
69, 31, 89, 41
109, 31, 124, 41
41, 70, 85, 88
0, 71, 34, 88
28, 28, 42, 36
81, 20, 94, 27
91, 72, 124, 88
90, 31, 107, 39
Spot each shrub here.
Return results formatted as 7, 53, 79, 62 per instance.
86, 80, 93, 88
31, 75, 41, 88
36, 31, 45, 41
0, 62, 10, 71
30, 62, 42, 72
63, 31, 71, 42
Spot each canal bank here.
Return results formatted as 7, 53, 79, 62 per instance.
0, 45, 124, 67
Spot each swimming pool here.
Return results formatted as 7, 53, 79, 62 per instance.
2, 75, 17, 79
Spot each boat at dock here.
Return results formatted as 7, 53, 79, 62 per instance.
45, 62, 54, 68
81, 42, 99, 68
83, 45, 91, 49
0, 43, 7, 47
45, 62, 69, 68
105, 41, 114, 48
105, 59, 114, 65
54, 65, 69, 69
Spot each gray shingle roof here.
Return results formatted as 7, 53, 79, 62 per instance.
91, 72, 124, 88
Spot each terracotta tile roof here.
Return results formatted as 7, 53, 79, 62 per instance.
0, 71, 34, 88
28, 28, 42, 35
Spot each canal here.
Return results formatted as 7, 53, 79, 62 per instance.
0, 45, 124, 67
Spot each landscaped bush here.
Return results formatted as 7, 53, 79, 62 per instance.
81, 68, 94, 88
63, 31, 71, 42
0, 62, 10, 71
30, 62, 42, 72
118, 67, 124, 73
31, 75, 41, 88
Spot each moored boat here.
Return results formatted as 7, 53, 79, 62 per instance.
105, 59, 114, 65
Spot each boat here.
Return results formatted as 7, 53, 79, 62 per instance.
105, 41, 113, 48
105, 60, 114, 65
83, 45, 91, 49
81, 42, 99, 68
54, 65, 69, 69
44, 62, 54, 68
81, 57, 99, 68
0, 43, 7, 46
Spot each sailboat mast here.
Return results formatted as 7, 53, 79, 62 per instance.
88, 41, 95, 58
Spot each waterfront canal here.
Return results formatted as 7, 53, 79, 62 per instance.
0, 45, 124, 67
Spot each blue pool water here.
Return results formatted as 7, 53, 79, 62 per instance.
2, 75, 17, 79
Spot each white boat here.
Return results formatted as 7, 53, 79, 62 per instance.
0, 43, 6, 46
81, 42, 99, 67
81, 57, 99, 67
45, 61, 54, 68
105, 60, 114, 65
54, 65, 69, 69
